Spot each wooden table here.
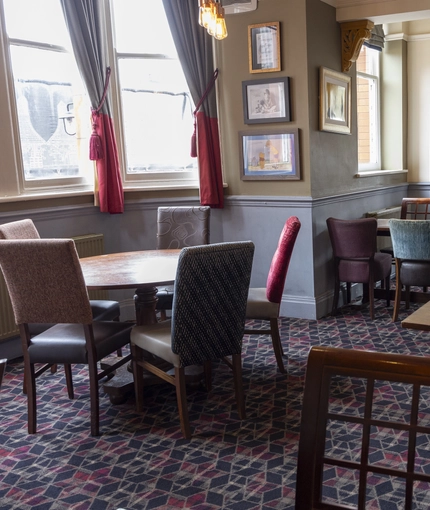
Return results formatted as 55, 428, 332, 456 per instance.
377, 218, 391, 236
401, 301, 430, 331
81, 249, 181, 403
81, 249, 180, 326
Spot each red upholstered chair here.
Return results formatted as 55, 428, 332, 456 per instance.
326, 217, 392, 320
244, 216, 301, 373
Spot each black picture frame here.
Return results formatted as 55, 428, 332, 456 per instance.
242, 77, 291, 124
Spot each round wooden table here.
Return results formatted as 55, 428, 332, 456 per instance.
80, 249, 182, 403
81, 249, 180, 326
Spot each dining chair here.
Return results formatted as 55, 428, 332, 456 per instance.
380, 197, 430, 259
389, 218, 430, 322
155, 206, 210, 320
296, 345, 430, 510
131, 241, 255, 439
326, 217, 392, 320
0, 218, 122, 390
244, 216, 301, 373
0, 238, 133, 436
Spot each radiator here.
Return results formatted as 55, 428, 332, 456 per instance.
0, 233, 108, 341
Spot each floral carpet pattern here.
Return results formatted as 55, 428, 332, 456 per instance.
1, 300, 430, 509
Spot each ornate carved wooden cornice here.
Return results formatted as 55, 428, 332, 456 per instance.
341, 20, 374, 72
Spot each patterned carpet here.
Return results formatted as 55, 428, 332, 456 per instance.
1, 300, 430, 510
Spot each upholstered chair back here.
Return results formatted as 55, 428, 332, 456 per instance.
266, 216, 301, 304
157, 206, 210, 249
171, 241, 254, 367
327, 217, 378, 260
0, 239, 93, 325
389, 219, 430, 260
0, 219, 40, 239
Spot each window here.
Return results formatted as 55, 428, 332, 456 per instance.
111, 0, 197, 187
0, 0, 198, 200
357, 45, 381, 171
3, 0, 92, 193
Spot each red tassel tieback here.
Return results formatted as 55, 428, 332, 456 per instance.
89, 112, 103, 161
190, 119, 197, 158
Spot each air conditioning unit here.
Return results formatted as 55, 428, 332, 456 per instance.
223, 0, 258, 15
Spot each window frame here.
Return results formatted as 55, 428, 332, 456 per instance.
357, 46, 381, 172
0, 0, 200, 202
104, 1, 199, 192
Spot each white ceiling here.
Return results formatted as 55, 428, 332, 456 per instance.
320, 0, 430, 23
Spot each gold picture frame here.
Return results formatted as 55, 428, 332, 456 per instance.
248, 22, 281, 74
319, 67, 351, 134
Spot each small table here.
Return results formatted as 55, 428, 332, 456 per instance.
81, 249, 181, 403
377, 218, 391, 236
401, 301, 430, 331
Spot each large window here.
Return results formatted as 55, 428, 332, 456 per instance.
0, 0, 197, 199
357, 45, 381, 171
111, 0, 197, 187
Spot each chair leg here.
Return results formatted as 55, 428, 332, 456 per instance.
51, 364, 58, 374
27, 362, 37, 434
332, 274, 340, 315
368, 278, 375, 320
131, 343, 145, 413
269, 318, 285, 373
405, 285, 411, 309
385, 275, 391, 307
392, 260, 402, 322
64, 364, 74, 399
88, 360, 100, 437
231, 353, 246, 420
174, 366, 191, 440
346, 282, 351, 305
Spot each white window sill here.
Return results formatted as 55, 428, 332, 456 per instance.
355, 169, 408, 178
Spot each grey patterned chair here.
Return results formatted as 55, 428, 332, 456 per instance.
131, 241, 255, 439
389, 219, 430, 321
0, 238, 133, 436
155, 206, 210, 320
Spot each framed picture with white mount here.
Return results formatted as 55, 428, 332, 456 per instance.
248, 22, 281, 74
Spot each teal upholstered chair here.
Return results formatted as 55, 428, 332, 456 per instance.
389, 218, 430, 321
131, 241, 254, 439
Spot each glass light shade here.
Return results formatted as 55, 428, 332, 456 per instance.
199, 1, 213, 29
214, 6, 227, 40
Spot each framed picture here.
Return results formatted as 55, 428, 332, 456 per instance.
239, 128, 300, 181
319, 67, 351, 134
248, 22, 281, 74
242, 77, 290, 124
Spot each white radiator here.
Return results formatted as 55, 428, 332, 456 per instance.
0, 233, 107, 341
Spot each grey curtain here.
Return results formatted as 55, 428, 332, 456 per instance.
60, 0, 124, 214
364, 25, 385, 52
162, 0, 224, 208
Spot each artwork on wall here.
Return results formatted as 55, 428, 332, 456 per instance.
248, 22, 281, 73
319, 66, 351, 134
242, 77, 290, 124
239, 128, 300, 181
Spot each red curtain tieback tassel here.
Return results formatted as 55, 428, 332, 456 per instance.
89, 111, 103, 161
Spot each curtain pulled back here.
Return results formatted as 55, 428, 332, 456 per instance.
162, 0, 224, 209
60, 0, 124, 214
